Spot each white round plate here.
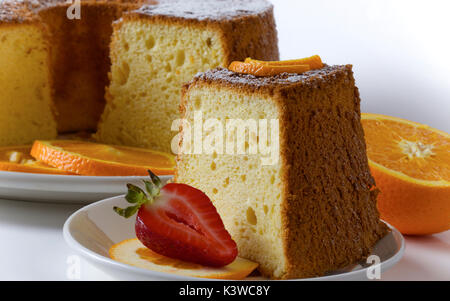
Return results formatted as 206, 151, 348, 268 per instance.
0, 171, 172, 204
63, 195, 405, 280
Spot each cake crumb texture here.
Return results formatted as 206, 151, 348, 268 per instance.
96, 0, 278, 152
0, 24, 57, 145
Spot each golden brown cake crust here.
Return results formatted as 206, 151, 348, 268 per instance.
40, 2, 145, 132
276, 66, 389, 279
180, 66, 389, 279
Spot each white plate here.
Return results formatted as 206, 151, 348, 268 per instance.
0, 171, 172, 204
63, 195, 405, 280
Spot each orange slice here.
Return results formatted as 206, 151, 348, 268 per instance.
0, 145, 72, 175
361, 113, 450, 235
110, 238, 259, 280
30, 140, 175, 176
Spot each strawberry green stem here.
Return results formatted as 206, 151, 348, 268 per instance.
113, 170, 163, 218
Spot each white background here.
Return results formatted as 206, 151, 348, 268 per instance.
270, 0, 449, 280
272, 0, 450, 133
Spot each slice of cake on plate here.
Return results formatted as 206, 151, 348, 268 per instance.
95, 0, 279, 153
175, 62, 389, 279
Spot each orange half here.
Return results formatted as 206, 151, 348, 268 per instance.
361, 113, 450, 235
30, 140, 175, 176
0, 145, 72, 175
110, 238, 259, 280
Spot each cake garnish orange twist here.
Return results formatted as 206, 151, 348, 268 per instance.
113, 170, 238, 267
228, 55, 323, 76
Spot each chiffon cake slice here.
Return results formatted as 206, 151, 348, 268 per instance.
175, 66, 389, 279
95, 0, 279, 153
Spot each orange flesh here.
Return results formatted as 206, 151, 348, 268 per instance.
136, 248, 202, 270
362, 114, 450, 182
31, 140, 175, 176
45, 140, 173, 167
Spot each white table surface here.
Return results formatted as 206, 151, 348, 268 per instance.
0, 198, 448, 281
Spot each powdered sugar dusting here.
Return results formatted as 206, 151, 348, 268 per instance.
191, 65, 350, 89
137, 0, 273, 21
0, 0, 74, 22
1, 0, 272, 23
0, 0, 148, 23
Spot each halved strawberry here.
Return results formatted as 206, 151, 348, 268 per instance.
114, 170, 238, 267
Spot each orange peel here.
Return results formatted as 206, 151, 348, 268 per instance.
228, 61, 310, 76
245, 54, 324, 69
110, 238, 259, 280
229, 55, 323, 76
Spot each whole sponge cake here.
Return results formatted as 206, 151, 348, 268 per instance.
175, 66, 389, 279
95, 0, 279, 153
38, 1, 154, 133
0, 0, 156, 144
